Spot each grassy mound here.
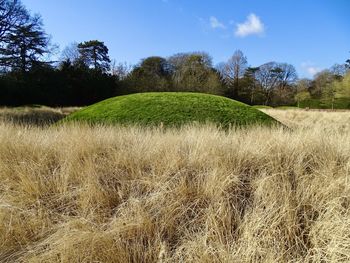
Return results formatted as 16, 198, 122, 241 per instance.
64, 92, 278, 127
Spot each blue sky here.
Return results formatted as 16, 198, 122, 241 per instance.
21, 0, 350, 78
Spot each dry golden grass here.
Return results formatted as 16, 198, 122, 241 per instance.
0, 109, 350, 262
0, 106, 79, 126
261, 108, 350, 132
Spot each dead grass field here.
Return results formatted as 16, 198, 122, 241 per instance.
0, 109, 349, 262
0, 106, 79, 126
261, 109, 350, 132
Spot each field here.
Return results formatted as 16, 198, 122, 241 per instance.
0, 106, 79, 126
0, 108, 350, 262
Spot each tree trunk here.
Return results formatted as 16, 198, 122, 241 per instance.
20, 46, 26, 72
93, 47, 97, 69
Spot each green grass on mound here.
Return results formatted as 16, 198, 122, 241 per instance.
64, 92, 279, 128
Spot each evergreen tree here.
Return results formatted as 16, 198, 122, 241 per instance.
0, 0, 27, 42
0, 14, 50, 72
77, 40, 111, 72
242, 67, 260, 104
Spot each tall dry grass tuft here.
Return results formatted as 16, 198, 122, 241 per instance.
0, 109, 349, 262
0, 106, 79, 126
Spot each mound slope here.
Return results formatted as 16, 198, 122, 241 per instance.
64, 92, 278, 127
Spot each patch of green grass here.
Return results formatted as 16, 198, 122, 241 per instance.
299, 98, 350, 109
252, 105, 273, 109
64, 92, 279, 128
275, 106, 299, 110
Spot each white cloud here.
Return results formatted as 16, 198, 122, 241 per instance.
306, 66, 321, 76
301, 62, 322, 77
210, 16, 226, 29
235, 13, 265, 37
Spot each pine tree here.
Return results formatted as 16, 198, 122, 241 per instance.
0, 14, 50, 72
77, 40, 111, 72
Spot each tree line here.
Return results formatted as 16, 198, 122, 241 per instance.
0, 0, 349, 107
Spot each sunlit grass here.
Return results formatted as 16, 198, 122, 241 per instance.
0, 109, 349, 262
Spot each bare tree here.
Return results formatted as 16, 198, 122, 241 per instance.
221, 50, 248, 98
60, 42, 80, 63
330, 63, 348, 79
167, 52, 222, 94
168, 51, 212, 76
295, 78, 311, 107
335, 72, 350, 99
255, 62, 297, 105
275, 63, 298, 88
110, 60, 132, 79
296, 78, 312, 93
274, 63, 297, 104
255, 62, 278, 105
311, 70, 334, 97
